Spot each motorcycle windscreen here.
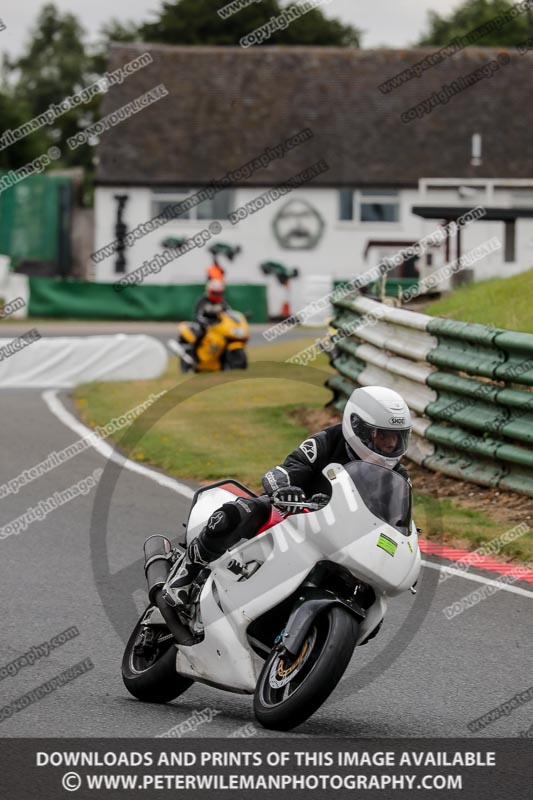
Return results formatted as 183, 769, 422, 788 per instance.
344, 461, 412, 536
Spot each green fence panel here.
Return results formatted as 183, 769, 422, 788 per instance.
332, 310, 364, 334
499, 415, 533, 445
426, 393, 504, 432
425, 422, 533, 469
336, 338, 363, 361
426, 372, 500, 404
424, 447, 533, 497
426, 319, 508, 378
426, 318, 505, 346
0, 174, 70, 265
325, 374, 357, 411
425, 424, 500, 460
493, 331, 533, 385
331, 353, 366, 385
426, 374, 533, 443
426, 340, 506, 379
497, 387, 533, 412
427, 319, 533, 384
498, 468, 533, 497
326, 292, 533, 497
423, 450, 507, 488
27, 278, 268, 322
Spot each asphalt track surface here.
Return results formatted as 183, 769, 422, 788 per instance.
1, 321, 316, 350
0, 385, 532, 739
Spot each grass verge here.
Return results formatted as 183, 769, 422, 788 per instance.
412, 492, 532, 565
426, 267, 533, 332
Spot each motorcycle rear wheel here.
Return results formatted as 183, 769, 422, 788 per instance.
224, 348, 247, 369
253, 606, 358, 730
122, 614, 194, 703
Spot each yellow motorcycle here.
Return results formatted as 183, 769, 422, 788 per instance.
170, 309, 249, 372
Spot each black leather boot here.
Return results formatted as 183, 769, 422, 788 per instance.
162, 538, 214, 609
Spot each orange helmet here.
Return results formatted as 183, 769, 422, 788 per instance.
207, 264, 225, 281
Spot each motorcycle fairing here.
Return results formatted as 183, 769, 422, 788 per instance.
173, 463, 420, 692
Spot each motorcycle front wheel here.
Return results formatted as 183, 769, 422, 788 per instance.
122, 613, 194, 703
253, 606, 358, 730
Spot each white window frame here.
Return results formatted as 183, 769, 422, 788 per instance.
355, 189, 401, 224
151, 187, 233, 221
337, 188, 402, 225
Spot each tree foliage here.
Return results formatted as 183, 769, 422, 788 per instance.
0, 92, 48, 170
418, 0, 533, 47
2, 3, 102, 173
139, 0, 360, 47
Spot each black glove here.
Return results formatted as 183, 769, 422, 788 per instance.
271, 485, 306, 514
308, 493, 330, 508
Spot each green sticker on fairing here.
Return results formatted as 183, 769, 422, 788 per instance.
377, 533, 398, 556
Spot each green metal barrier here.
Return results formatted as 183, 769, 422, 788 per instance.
0, 174, 72, 274
326, 292, 533, 497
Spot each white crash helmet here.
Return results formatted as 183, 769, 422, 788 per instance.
342, 386, 411, 469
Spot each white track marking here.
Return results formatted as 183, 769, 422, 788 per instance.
421, 560, 533, 599
42, 390, 194, 499
42, 390, 533, 596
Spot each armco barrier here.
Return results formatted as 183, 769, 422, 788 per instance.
27, 278, 268, 323
327, 295, 533, 497
0, 334, 168, 388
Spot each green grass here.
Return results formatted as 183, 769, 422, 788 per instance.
74, 338, 531, 563
426, 267, 533, 332
74, 338, 333, 491
413, 494, 533, 564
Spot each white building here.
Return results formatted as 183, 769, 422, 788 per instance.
93, 44, 533, 317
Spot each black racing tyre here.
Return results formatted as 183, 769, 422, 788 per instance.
253, 606, 358, 730
224, 348, 248, 370
122, 614, 194, 703
179, 357, 194, 373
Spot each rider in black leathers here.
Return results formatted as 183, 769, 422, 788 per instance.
162, 386, 412, 610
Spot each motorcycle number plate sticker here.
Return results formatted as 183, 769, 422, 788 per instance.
377, 532, 398, 557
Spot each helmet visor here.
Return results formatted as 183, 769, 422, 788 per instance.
350, 413, 410, 459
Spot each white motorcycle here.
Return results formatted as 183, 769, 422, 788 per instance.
122, 460, 421, 730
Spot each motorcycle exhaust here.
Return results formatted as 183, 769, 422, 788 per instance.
143, 535, 173, 604
143, 535, 196, 647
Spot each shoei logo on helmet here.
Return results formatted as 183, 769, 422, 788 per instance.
389, 417, 405, 425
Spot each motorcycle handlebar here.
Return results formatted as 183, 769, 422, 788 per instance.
271, 500, 322, 512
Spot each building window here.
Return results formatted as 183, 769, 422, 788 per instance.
151, 188, 233, 221
338, 189, 400, 223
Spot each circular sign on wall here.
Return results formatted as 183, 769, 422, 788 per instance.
272, 199, 325, 250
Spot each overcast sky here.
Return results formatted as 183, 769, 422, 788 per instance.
0, 0, 465, 59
